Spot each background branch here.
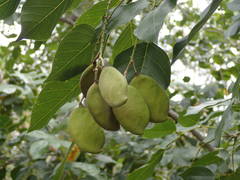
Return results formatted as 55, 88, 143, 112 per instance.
168, 110, 215, 152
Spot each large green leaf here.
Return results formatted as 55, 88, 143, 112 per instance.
107, 0, 149, 31
181, 167, 215, 180
114, 43, 171, 89
143, 120, 176, 138
127, 149, 164, 180
18, 0, 73, 41
29, 75, 80, 131
135, 0, 177, 42
172, 0, 223, 63
0, 0, 20, 19
111, 22, 137, 63
47, 24, 96, 81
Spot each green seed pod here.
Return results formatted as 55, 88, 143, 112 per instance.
99, 66, 128, 107
86, 83, 120, 131
113, 85, 149, 135
80, 65, 101, 97
67, 107, 105, 153
130, 74, 169, 123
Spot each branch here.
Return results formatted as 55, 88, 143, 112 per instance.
168, 110, 215, 152
60, 17, 74, 26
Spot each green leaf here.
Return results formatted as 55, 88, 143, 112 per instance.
135, 0, 177, 42
143, 120, 176, 138
111, 22, 137, 63
76, 0, 120, 27
127, 149, 164, 180
192, 151, 222, 166
214, 104, 233, 147
29, 75, 80, 131
107, 0, 149, 31
232, 73, 240, 99
172, 0, 222, 63
0, 0, 20, 19
69, 162, 101, 179
52, 143, 73, 180
178, 114, 200, 127
114, 43, 171, 89
47, 24, 96, 81
18, 0, 73, 41
181, 167, 215, 180
186, 99, 229, 115
76, 1, 107, 27
0, 115, 11, 129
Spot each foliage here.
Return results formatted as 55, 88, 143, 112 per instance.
0, 0, 239, 179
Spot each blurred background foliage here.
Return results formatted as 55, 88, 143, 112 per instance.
0, 0, 239, 179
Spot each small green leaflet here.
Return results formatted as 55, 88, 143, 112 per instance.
127, 149, 164, 180
18, 0, 73, 41
143, 120, 176, 138
181, 166, 215, 180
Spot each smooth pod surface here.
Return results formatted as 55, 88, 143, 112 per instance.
113, 85, 149, 135
86, 83, 120, 131
130, 74, 169, 123
99, 66, 128, 107
67, 107, 105, 153
80, 65, 101, 97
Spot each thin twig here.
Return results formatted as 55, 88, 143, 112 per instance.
168, 110, 215, 152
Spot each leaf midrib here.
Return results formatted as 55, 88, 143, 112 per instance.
23, 0, 66, 37
30, 82, 79, 130
0, 0, 9, 8
49, 42, 91, 80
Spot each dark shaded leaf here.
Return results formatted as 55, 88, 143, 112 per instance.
114, 43, 170, 89
47, 24, 96, 81
18, 0, 73, 40
135, 0, 177, 42
0, 0, 20, 19
172, 0, 222, 63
